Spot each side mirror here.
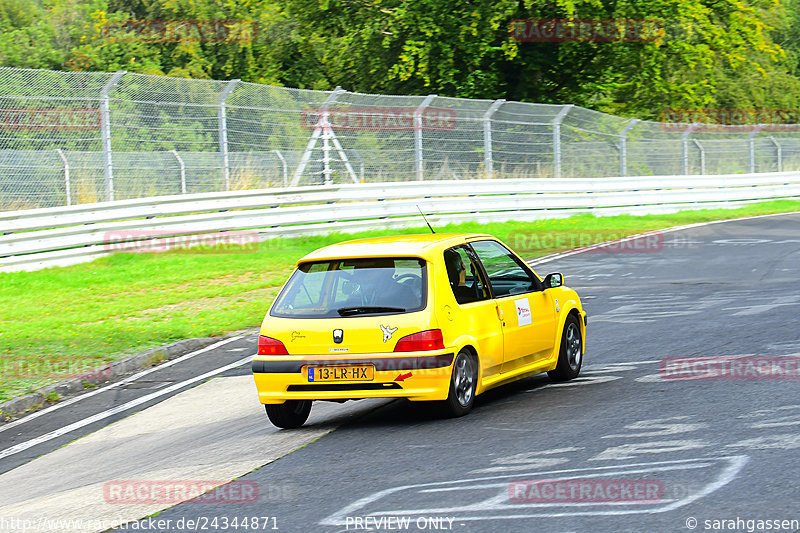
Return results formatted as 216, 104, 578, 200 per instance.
543, 272, 563, 289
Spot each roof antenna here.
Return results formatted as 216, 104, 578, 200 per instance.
416, 205, 436, 234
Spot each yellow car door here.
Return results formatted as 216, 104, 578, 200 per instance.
469, 239, 557, 373
441, 245, 505, 379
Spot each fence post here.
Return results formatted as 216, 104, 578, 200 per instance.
768, 136, 782, 172
552, 105, 573, 178
748, 125, 763, 173
619, 118, 639, 177
322, 121, 333, 185
169, 150, 186, 193
351, 149, 365, 183
483, 99, 505, 177
217, 79, 240, 191
681, 123, 699, 175
99, 71, 126, 202
55, 149, 70, 206
414, 94, 437, 181
273, 150, 288, 187
692, 139, 705, 175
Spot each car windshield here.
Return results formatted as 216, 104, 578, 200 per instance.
270, 257, 427, 318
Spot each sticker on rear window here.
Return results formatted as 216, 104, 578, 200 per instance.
515, 298, 532, 327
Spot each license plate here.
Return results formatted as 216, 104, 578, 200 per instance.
307, 365, 374, 382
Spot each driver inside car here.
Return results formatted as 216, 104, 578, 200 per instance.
444, 248, 478, 304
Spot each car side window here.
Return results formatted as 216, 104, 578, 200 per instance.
286, 262, 330, 308
469, 240, 539, 298
331, 263, 356, 306
443, 245, 490, 305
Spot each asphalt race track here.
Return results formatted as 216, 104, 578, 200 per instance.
1, 212, 800, 533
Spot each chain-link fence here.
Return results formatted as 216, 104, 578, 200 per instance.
3, 66, 800, 211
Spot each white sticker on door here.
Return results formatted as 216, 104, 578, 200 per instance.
515, 297, 532, 327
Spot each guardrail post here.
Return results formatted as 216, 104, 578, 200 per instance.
100, 71, 126, 202
748, 125, 763, 174
552, 105, 573, 178
414, 94, 437, 181
273, 150, 288, 187
55, 149, 70, 206
169, 150, 186, 193
768, 136, 782, 172
619, 118, 639, 177
483, 99, 505, 177
692, 139, 705, 175
681, 123, 699, 175
217, 79, 240, 191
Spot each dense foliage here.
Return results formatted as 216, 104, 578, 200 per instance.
1, 0, 799, 119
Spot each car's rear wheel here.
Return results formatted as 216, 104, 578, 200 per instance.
265, 400, 312, 429
547, 315, 582, 382
440, 350, 477, 417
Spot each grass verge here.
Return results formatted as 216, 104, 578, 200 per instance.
2, 199, 799, 402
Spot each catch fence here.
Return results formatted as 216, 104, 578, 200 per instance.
2, 67, 800, 211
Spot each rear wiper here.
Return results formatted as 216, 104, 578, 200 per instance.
337, 306, 406, 316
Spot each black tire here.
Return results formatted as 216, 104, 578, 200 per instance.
265, 400, 312, 429
440, 350, 478, 417
548, 315, 583, 382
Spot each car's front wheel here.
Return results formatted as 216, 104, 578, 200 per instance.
547, 315, 583, 382
265, 400, 312, 429
440, 350, 477, 417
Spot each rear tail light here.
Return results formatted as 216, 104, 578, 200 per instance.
393, 329, 445, 352
258, 335, 288, 355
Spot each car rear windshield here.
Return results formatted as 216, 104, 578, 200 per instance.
270, 257, 427, 318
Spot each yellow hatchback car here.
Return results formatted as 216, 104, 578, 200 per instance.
252, 233, 587, 428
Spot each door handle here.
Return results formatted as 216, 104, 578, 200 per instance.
496, 306, 505, 325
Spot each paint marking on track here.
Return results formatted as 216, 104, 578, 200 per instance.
0, 335, 248, 434
0, 355, 253, 460
526, 210, 800, 267
319, 456, 749, 524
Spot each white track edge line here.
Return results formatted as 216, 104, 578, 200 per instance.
0, 355, 254, 460
528, 210, 800, 266
0, 335, 248, 433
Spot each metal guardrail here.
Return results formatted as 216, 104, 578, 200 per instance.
2, 173, 800, 272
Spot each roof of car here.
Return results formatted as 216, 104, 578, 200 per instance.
297, 233, 497, 263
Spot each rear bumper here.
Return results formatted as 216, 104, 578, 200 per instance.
252, 352, 455, 403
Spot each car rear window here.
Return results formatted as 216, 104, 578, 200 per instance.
270, 257, 427, 318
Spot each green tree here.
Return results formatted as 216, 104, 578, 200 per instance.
2, 0, 799, 120
277, 0, 800, 118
